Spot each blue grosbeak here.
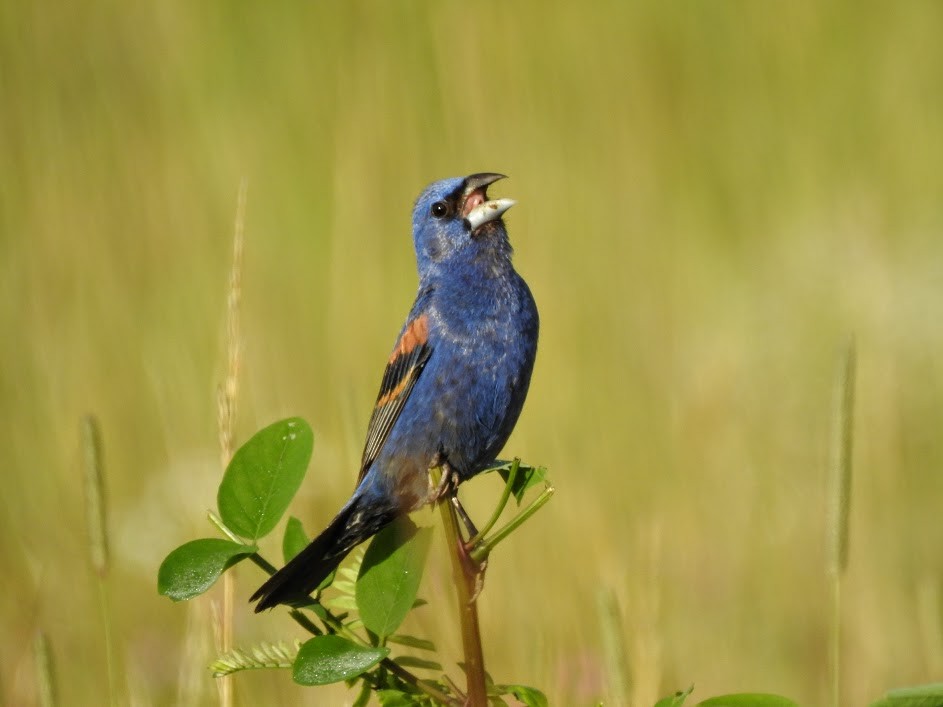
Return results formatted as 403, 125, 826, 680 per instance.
252, 173, 539, 611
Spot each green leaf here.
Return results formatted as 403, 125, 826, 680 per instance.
655, 686, 694, 707
870, 683, 943, 707
696, 696, 798, 707
307, 603, 331, 622
333, 579, 356, 594
292, 635, 388, 686
327, 594, 359, 612
492, 684, 548, 707
492, 461, 547, 505
157, 539, 256, 601
393, 656, 442, 671
282, 515, 310, 564
357, 518, 432, 638
377, 689, 432, 706
388, 634, 436, 651
317, 568, 337, 592
217, 417, 313, 541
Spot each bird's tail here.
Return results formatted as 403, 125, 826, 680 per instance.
251, 492, 397, 612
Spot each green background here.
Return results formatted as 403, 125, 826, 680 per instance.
3, 2, 943, 704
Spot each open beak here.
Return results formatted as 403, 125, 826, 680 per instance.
462, 173, 516, 231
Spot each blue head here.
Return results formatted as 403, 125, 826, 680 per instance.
411, 173, 516, 280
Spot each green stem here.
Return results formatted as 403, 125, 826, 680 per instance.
468, 458, 519, 546
288, 610, 323, 636
33, 630, 57, 707
470, 484, 554, 564
433, 467, 488, 707
208, 511, 242, 543
246, 553, 278, 575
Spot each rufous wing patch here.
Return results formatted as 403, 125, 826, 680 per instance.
358, 313, 433, 484
391, 314, 429, 363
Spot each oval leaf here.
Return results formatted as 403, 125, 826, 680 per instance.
218, 417, 313, 540
376, 689, 421, 706
500, 684, 548, 707
282, 515, 310, 564
387, 634, 436, 651
393, 655, 442, 671
357, 518, 432, 638
870, 683, 943, 707
158, 538, 256, 601
697, 695, 798, 707
292, 635, 388, 686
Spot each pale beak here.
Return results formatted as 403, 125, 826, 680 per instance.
465, 197, 516, 231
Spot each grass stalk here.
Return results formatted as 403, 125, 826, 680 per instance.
826, 339, 856, 707
215, 177, 248, 707
33, 630, 56, 707
81, 415, 118, 707
597, 590, 629, 707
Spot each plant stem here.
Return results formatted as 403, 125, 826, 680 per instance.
81, 415, 118, 706
432, 467, 488, 706
468, 458, 519, 547
470, 484, 554, 564
597, 589, 629, 706
217, 176, 247, 707
826, 339, 856, 707
34, 630, 57, 707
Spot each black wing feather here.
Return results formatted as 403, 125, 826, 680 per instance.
357, 325, 432, 483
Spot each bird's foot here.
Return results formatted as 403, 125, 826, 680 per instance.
430, 463, 458, 503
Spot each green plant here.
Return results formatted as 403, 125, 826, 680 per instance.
157, 416, 552, 706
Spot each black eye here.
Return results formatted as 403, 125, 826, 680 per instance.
430, 201, 448, 218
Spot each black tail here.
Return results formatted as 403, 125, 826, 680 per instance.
251, 493, 396, 612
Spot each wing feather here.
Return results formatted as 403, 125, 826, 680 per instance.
357, 314, 432, 483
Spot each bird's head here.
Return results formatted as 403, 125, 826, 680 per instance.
411, 173, 516, 278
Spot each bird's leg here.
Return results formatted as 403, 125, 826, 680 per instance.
435, 462, 480, 541
451, 495, 479, 541
429, 456, 454, 502
431, 462, 484, 560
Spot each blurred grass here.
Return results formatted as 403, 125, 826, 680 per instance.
3, 2, 943, 704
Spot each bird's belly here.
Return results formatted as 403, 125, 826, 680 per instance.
388, 350, 520, 477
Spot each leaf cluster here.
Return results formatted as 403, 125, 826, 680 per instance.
157, 417, 549, 705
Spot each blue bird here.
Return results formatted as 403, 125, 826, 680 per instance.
251, 173, 539, 611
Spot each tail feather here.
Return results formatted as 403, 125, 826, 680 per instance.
251, 494, 396, 612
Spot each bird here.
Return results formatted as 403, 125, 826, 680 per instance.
251, 173, 539, 612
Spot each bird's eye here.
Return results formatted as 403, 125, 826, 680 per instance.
430, 201, 448, 218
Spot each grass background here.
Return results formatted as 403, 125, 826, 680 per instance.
3, 2, 943, 704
